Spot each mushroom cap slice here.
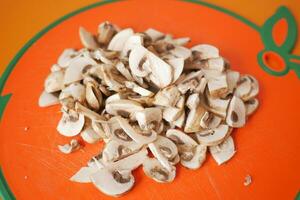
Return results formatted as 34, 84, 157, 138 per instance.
91, 49, 113, 64
79, 27, 99, 50
58, 139, 80, 154
226, 96, 246, 127
38, 91, 59, 107
191, 44, 219, 60
206, 57, 225, 71
166, 129, 198, 146
148, 143, 174, 172
196, 124, 231, 146
70, 165, 98, 183
167, 57, 184, 83
226, 70, 240, 94
135, 107, 162, 130
144, 28, 164, 41
163, 107, 183, 123
180, 145, 207, 170
75, 102, 106, 122
172, 111, 185, 128
153, 136, 178, 161
64, 56, 97, 85
91, 168, 134, 197
234, 75, 252, 99
125, 81, 154, 97
97, 21, 117, 45
184, 105, 207, 133
44, 71, 64, 93
81, 126, 102, 144
200, 112, 222, 129
108, 28, 134, 51
207, 74, 228, 98
186, 93, 200, 110
57, 113, 85, 137
85, 82, 103, 111
128, 45, 150, 77
116, 116, 157, 145
59, 83, 86, 102
170, 46, 191, 60
143, 158, 176, 183
122, 34, 143, 57
153, 85, 181, 107
245, 98, 259, 116
105, 99, 144, 117
244, 75, 259, 101
57, 48, 78, 68
205, 89, 230, 119
115, 61, 134, 81
209, 136, 235, 165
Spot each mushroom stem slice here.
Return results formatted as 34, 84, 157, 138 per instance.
172, 111, 186, 128
143, 158, 176, 183
209, 136, 235, 165
97, 21, 117, 45
184, 105, 207, 133
186, 93, 200, 110
38, 91, 59, 107
91, 168, 134, 197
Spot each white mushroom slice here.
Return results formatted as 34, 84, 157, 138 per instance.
59, 83, 86, 102
108, 28, 134, 51
97, 21, 117, 45
58, 139, 80, 154
170, 46, 191, 60
116, 116, 157, 145
135, 107, 162, 130
86, 82, 103, 111
205, 90, 230, 119
148, 143, 174, 172
180, 145, 207, 170
163, 107, 183, 123
100, 64, 127, 92
166, 129, 198, 146
153, 136, 178, 161
172, 111, 185, 128
195, 77, 208, 94
209, 136, 235, 165
92, 121, 108, 139
57, 48, 78, 68
172, 37, 190, 46
44, 71, 64, 93
169, 154, 180, 165
153, 85, 181, 107
184, 105, 207, 133
105, 93, 123, 104
75, 102, 106, 122
196, 124, 231, 146
206, 57, 226, 71
245, 98, 259, 116
234, 76, 252, 100
70, 165, 98, 183
79, 27, 99, 50
191, 44, 219, 60
115, 62, 134, 81
200, 112, 222, 129
129, 45, 150, 77
143, 158, 176, 183
105, 99, 144, 117
125, 81, 154, 97
244, 75, 259, 101
64, 56, 97, 85
207, 74, 228, 98
51, 64, 62, 72
92, 49, 112, 64
57, 113, 85, 137
132, 74, 149, 88
147, 51, 173, 88
91, 169, 134, 197
167, 57, 184, 83
226, 70, 240, 94
144, 28, 164, 41
186, 93, 200, 110
175, 95, 185, 109
226, 96, 246, 127
81, 127, 102, 144
38, 91, 59, 107
122, 34, 143, 57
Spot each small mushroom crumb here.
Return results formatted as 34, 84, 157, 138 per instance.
39, 23, 260, 197
24, 176, 28, 180
24, 127, 29, 131
244, 175, 252, 186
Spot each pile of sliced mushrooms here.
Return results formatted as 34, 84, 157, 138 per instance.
39, 21, 259, 197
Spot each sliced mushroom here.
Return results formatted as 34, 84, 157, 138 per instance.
57, 112, 85, 137
144, 28, 164, 41
86, 82, 103, 111
108, 28, 134, 51
38, 91, 59, 107
44, 71, 64, 93
234, 76, 252, 100
92, 49, 113, 64
186, 93, 200, 110
91, 121, 108, 139
207, 74, 228, 98
245, 98, 259, 116
75, 102, 106, 122
122, 34, 143, 57
163, 106, 183, 123
184, 105, 207, 133
243, 75, 259, 101
116, 116, 157, 145
196, 124, 231, 146
59, 83, 86, 103
226, 96, 246, 127
205, 89, 230, 119
58, 139, 80, 154
153, 136, 178, 162
51, 64, 62, 72
170, 46, 191, 60
64, 56, 97, 85
167, 57, 184, 83
180, 144, 207, 170
79, 27, 99, 50
153, 85, 181, 107
100, 64, 127, 92
128, 45, 150, 77
91, 168, 134, 196
172, 37, 190, 46
70, 165, 99, 183
105, 99, 144, 117
125, 81, 154, 97
226, 70, 240, 94
191, 44, 219, 60
200, 112, 222, 129
115, 61, 134, 81
81, 126, 102, 144
57, 48, 78, 68
135, 107, 162, 130
209, 136, 235, 165
97, 21, 117, 45
172, 111, 185, 128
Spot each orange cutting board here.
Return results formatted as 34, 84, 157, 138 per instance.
0, 0, 299, 199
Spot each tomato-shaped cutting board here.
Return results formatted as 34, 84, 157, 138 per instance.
0, 0, 299, 200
